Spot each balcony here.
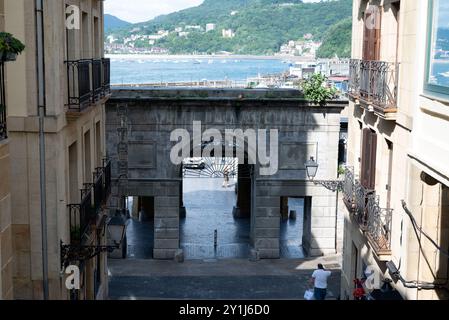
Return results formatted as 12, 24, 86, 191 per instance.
342, 167, 393, 260
0, 62, 7, 141
65, 58, 111, 114
348, 59, 399, 120
68, 186, 95, 244
68, 159, 112, 244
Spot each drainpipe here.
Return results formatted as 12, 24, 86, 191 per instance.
35, 0, 49, 300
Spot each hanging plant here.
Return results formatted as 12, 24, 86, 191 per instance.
0, 32, 25, 62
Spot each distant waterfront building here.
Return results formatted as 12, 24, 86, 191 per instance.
185, 25, 202, 31
175, 27, 183, 32
206, 23, 216, 32
179, 31, 190, 37
222, 29, 236, 38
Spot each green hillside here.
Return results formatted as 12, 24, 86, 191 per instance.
316, 17, 352, 58
106, 0, 353, 56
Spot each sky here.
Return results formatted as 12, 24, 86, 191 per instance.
104, 0, 204, 23
105, 0, 322, 24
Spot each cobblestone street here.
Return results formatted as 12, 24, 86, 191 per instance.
126, 178, 305, 260
108, 256, 341, 300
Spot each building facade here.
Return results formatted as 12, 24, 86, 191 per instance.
1, 0, 110, 300
0, 0, 14, 300
341, 0, 449, 300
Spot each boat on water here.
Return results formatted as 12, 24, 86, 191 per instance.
439, 71, 449, 78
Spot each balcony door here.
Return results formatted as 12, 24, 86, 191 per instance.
363, 5, 381, 61
360, 128, 377, 190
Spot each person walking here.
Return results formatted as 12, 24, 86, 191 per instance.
310, 264, 331, 300
222, 169, 230, 188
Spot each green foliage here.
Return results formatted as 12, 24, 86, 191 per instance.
301, 73, 337, 104
106, 0, 353, 55
316, 17, 352, 59
70, 226, 81, 243
0, 32, 25, 55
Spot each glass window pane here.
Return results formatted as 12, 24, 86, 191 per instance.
428, 0, 449, 90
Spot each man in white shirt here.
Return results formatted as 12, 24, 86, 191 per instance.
310, 264, 331, 300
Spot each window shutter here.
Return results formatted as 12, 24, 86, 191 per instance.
360, 129, 377, 190
368, 131, 377, 190
360, 128, 370, 188
363, 5, 382, 61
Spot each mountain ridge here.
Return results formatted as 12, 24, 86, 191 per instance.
105, 0, 352, 57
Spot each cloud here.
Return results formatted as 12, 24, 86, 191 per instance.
105, 0, 204, 23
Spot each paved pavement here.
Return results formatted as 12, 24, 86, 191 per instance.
126, 178, 305, 260
108, 255, 341, 300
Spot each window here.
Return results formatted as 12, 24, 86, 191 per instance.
425, 0, 449, 97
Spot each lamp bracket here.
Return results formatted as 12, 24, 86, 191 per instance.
310, 179, 344, 192
60, 240, 118, 269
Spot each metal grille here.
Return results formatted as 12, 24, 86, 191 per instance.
183, 157, 239, 178
92, 59, 102, 102
348, 59, 399, 111
66, 59, 92, 111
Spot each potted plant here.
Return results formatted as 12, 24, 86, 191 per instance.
70, 226, 81, 245
0, 32, 25, 62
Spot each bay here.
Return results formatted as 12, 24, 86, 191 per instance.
108, 54, 291, 85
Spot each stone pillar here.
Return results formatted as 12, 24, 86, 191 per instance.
179, 181, 186, 218
153, 196, 180, 259
131, 196, 139, 219
280, 197, 289, 220
233, 164, 251, 218
138, 196, 154, 222
253, 194, 280, 259
302, 193, 337, 256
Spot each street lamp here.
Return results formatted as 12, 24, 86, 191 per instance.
60, 210, 128, 269
107, 211, 128, 247
304, 156, 343, 192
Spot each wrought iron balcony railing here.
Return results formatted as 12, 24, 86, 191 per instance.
92, 59, 103, 102
66, 59, 92, 112
366, 194, 393, 254
341, 168, 393, 257
348, 59, 399, 118
102, 58, 111, 96
342, 166, 355, 211
0, 62, 6, 141
104, 158, 112, 198
65, 58, 111, 113
68, 186, 95, 244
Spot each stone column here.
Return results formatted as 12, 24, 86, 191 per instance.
153, 196, 180, 259
179, 181, 186, 218
253, 194, 280, 259
302, 192, 337, 256
233, 164, 251, 218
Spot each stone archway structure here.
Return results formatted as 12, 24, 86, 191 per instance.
106, 88, 347, 259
